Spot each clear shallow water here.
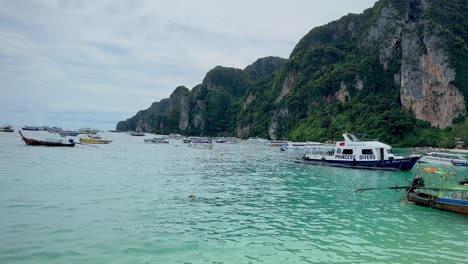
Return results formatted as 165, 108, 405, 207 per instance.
1, 131, 467, 264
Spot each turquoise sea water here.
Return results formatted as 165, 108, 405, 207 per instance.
1, 131, 467, 264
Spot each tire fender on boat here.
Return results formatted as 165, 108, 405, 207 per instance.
428, 199, 436, 208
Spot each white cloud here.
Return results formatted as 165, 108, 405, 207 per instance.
0, 0, 377, 129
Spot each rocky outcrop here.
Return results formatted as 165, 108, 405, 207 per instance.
276, 70, 297, 103
366, 0, 466, 128
268, 108, 289, 139
336, 82, 350, 103
401, 27, 465, 127
170, 86, 191, 130
236, 125, 250, 138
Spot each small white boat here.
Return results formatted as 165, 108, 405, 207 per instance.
419, 152, 468, 166
215, 137, 241, 144
281, 141, 324, 151
188, 139, 213, 149
144, 138, 169, 144
59, 130, 80, 137
247, 136, 268, 143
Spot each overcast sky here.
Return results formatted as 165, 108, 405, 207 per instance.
0, 0, 377, 130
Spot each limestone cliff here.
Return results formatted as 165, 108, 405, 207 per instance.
365, 0, 466, 128
170, 86, 191, 131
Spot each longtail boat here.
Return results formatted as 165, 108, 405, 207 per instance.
356, 165, 468, 215
19, 131, 75, 147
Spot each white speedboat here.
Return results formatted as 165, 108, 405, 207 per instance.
188, 139, 213, 149
281, 141, 324, 151
144, 138, 169, 144
419, 152, 468, 166
300, 133, 420, 171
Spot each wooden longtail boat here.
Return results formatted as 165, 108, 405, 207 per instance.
407, 185, 468, 215
19, 131, 75, 147
356, 166, 468, 215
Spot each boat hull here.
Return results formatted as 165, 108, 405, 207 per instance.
408, 192, 468, 215
300, 156, 419, 171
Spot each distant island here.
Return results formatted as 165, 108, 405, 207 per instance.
117, 0, 467, 148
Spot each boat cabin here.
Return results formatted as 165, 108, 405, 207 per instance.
305, 133, 397, 162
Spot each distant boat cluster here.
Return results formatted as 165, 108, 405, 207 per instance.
11, 125, 113, 146
5, 126, 468, 169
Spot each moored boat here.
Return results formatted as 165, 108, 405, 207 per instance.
268, 140, 288, 147
0, 124, 14, 132
144, 138, 169, 144
281, 141, 324, 152
79, 128, 98, 134
59, 130, 80, 137
48, 127, 63, 133
188, 138, 213, 149
419, 152, 468, 166
22, 126, 41, 131
357, 166, 468, 215
247, 136, 268, 143
79, 138, 112, 144
407, 188, 468, 215
299, 133, 419, 171
182, 138, 192, 143
130, 132, 145, 136
19, 131, 75, 147
215, 137, 241, 144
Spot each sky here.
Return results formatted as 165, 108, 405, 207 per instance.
0, 0, 377, 130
